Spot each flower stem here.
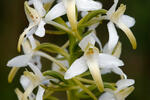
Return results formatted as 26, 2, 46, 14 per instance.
73, 79, 97, 100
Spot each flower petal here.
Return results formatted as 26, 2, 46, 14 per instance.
119, 15, 135, 28
116, 79, 135, 91
107, 0, 118, 17
117, 22, 137, 49
76, 0, 102, 11
64, 56, 88, 79
112, 67, 127, 79
101, 68, 111, 75
103, 22, 119, 54
99, 92, 115, 100
79, 33, 96, 51
98, 53, 124, 68
35, 20, 46, 37
45, 2, 66, 21
112, 42, 122, 58
20, 75, 31, 90
32, 0, 46, 17
36, 86, 45, 100
28, 63, 43, 77
7, 55, 31, 67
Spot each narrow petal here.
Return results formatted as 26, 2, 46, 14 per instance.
32, 0, 46, 17
45, 2, 66, 21
64, 0, 77, 31
98, 53, 124, 68
112, 42, 122, 58
116, 79, 135, 91
64, 56, 88, 79
15, 88, 24, 100
79, 33, 96, 51
36, 86, 45, 100
117, 22, 137, 49
28, 63, 43, 78
85, 52, 104, 92
107, 0, 118, 17
28, 35, 37, 49
76, 0, 102, 11
91, 32, 103, 51
7, 55, 31, 67
116, 86, 134, 99
119, 15, 135, 28
103, 22, 119, 54
35, 20, 46, 37
8, 67, 20, 83
112, 67, 127, 79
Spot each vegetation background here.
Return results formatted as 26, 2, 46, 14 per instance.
0, 0, 150, 99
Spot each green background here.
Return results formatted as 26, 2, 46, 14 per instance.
0, 0, 150, 99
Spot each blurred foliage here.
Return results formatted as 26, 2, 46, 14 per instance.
0, 0, 150, 100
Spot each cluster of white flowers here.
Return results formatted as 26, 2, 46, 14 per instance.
7, 0, 137, 100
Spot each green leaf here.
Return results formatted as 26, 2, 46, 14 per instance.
78, 9, 107, 27
43, 70, 67, 83
35, 43, 70, 60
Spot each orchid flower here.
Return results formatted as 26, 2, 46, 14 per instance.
18, 0, 53, 52
17, 63, 47, 100
99, 79, 135, 100
7, 39, 42, 70
64, 32, 124, 92
45, 0, 102, 36
105, 0, 137, 50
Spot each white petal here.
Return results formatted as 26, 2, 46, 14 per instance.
119, 15, 135, 28
99, 92, 116, 100
76, 0, 102, 11
28, 63, 43, 77
22, 40, 32, 54
116, 79, 135, 91
28, 35, 37, 49
36, 86, 45, 100
107, 0, 119, 17
91, 32, 102, 51
64, 56, 88, 79
32, 0, 46, 17
103, 22, 119, 54
7, 55, 31, 67
98, 53, 124, 68
112, 67, 127, 79
35, 20, 46, 37
79, 33, 96, 51
20, 75, 31, 90
45, 2, 66, 21
101, 68, 111, 75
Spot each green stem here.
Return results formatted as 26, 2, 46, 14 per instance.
73, 79, 97, 100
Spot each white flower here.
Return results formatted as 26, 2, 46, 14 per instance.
18, 0, 52, 52
45, 0, 102, 21
17, 63, 47, 100
99, 79, 135, 100
105, 0, 136, 49
7, 40, 42, 70
64, 32, 124, 92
